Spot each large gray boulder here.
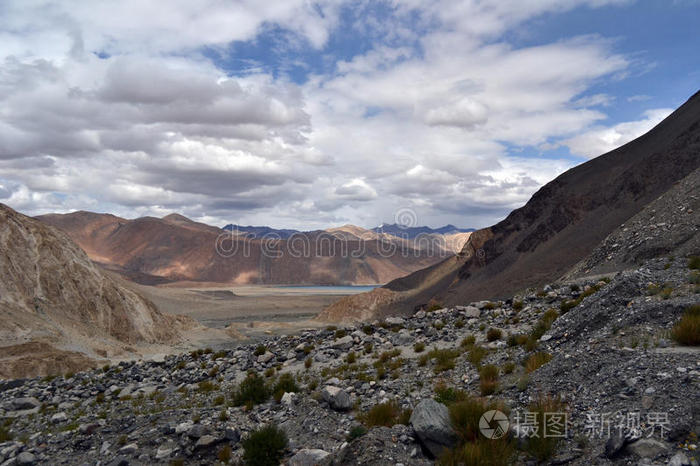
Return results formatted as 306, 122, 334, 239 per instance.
12, 397, 40, 410
626, 438, 668, 458
321, 385, 353, 411
409, 399, 457, 458
288, 448, 331, 466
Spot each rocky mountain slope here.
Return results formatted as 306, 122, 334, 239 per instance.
37, 213, 468, 286
319, 90, 700, 322
0, 252, 696, 465
0, 204, 188, 379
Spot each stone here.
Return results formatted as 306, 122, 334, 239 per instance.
156, 442, 177, 460
409, 399, 457, 458
331, 336, 353, 350
414, 310, 426, 319
12, 397, 40, 410
462, 306, 481, 318
288, 448, 331, 466
15, 452, 36, 466
626, 439, 668, 458
118, 443, 138, 455
604, 434, 626, 458
668, 452, 691, 466
105, 456, 130, 466
321, 385, 353, 411
195, 435, 219, 449
281, 392, 295, 406
187, 424, 209, 439
257, 351, 275, 364
385, 317, 405, 325
50, 412, 68, 423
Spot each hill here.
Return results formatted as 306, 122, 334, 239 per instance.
319, 90, 700, 322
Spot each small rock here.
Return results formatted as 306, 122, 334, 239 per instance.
12, 397, 40, 410
50, 412, 68, 423
321, 385, 353, 411
16, 452, 36, 466
195, 435, 219, 449
626, 438, 668, 458
668, 452, 691, 466
118, 443, 138, 455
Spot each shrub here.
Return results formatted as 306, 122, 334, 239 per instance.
414, 342, 426, 353
524, 395, 566, 462
213, 350, 228, 360
467, 346, 487, 367
483, 302, 497, 310
0, 424, 12, 442
198, 380, 219, 393
525, 352, 553, 373
364, 342, 373, 354
512, 300, 524, 311
428, 348, 460, 373
378, 349, 401, 363
440, 438, 515, 466
671, 305, 700, 345
434, 320, 445, 331
517, 375, 529, 391
486, 328, 502, 342
242, 424, 288, 466
233, 373, 270, 407
688, 256, 700, 270
359, 400, 411, 427
455, 318, 465, 328
335, 328, 347, 339
253, 345, 267, 356
418, 354, 429, 367
479, 365, 499, 396
217, 445, 232, 463
304, 357, 312, 369
273, 373, 300, 402
502, 362, 515, 374
460, 335, 476, 348
347, 425, 367, 442
660, 287, 673, 300
361, 324, 375, 335
434, 382, 469, 406
346, 352, 357, 364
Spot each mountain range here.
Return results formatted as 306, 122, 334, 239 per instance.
36, 215, 471, 286
319, 90, 700, 321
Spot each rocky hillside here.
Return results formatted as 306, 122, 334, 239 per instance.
37, 213, 466, 286
0, 204, 187, 379
320, 90, 700, 322
0, 253, 697, 465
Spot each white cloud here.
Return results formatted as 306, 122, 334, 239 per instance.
0, 0, 663, 230
564, 108, 673, 158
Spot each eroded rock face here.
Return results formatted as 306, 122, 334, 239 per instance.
409, 399, 457, 458
0, 203, 185, 378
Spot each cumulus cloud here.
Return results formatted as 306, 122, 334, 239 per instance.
0, 0, 667, 230
564, 108, 673, 158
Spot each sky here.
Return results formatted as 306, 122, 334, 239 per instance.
0, 1, 698, 230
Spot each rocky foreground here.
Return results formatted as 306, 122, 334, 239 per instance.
0, 257, 698, 466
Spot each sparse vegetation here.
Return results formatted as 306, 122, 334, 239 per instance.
460, 335, 476, 348
242, 424, 288, 466
217, 444, 232, 463
434, 382, 469, 406
414, 342, 426, 353
467, 345, 487, 367
347, 425, 367, 442
304, 357, 313, 369
525, 352, 553, 373
671, 305, 700, 345
479, 364, 499, 395
273, 373, 300, 402
233, 373, 270, 407
512, 300, 524, 311
358, 400, 412, 427
524, 395, 566, 462
253, 345, 267, 356
486, 328, 502, 341
427, 348, 460, 373
688, 256, 700, 270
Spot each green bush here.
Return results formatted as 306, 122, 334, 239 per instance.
347, 425, 367, 442
359, 400, 411, 427
440, 438, 514, 466
427, 348, 461, 373
253, 345, 267, 356
486, 328, 502, 341
273, 373, 300, 402
460, 335, 476, 348
688, 256, 700, 270
242, 424, 288, 466
233, 373, 270, 407
346, 352, 357, 364
671, 305, 700, 346
502, 362, 515, 374
512, 300, 524, 311
335, 328, 347, 339
434, 382, 469, 406
414, 342, 426, 353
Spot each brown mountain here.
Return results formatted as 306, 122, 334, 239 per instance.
0, 203, 188, 379
319, 90, 700, 322
36, 214, 465, 286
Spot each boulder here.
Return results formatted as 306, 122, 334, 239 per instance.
16, 452, 36, 466
12, 397, 40, 410
288, 448, 331, 466
331, 336, 353, 350
409, 399, 457, 458
626, 438, 668, 458
321, 385, 353, 411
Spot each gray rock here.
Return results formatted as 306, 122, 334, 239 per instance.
155, 442, 177, 460
195, 435, 219, 449
462, 306, 481, 318
118, 443, 138, 455
321, 385, 353, 411
12, 397, 40, 410
257, 351, 275, 364
50, 412, 67, 423
188, 424, 209, 439
288, 448, 331, 466
331, 336, 353, 350
669, 452, 691, 466
409, 399, 457, 458
16, 452, 36, 466
626, 438, 668, 458
604, 434, 626, 458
